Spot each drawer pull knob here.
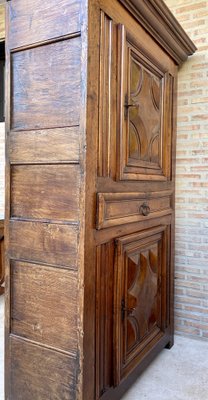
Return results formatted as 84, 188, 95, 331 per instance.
139, 203, 150, 216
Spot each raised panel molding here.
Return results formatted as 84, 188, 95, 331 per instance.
97, 190, 172, 230
96, 241, 114, 398
114, 225, 170, 384
117, 25, 174, 182
119, 0, 197, 65
98, 11, 117, 179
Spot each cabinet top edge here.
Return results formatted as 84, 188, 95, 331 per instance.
118, 0, 197, 65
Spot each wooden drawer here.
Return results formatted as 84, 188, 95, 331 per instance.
96, 190, 172, 230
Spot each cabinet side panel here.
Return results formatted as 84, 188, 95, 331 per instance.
5, 1, 88, 399
8, 0, 81, 49
10, 338, 78, 400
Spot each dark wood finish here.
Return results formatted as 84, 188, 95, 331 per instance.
8, 0, 81, 49
96, 242, 114, 398
9, 127, 80, 164
11, 165, 81, 221
0, 220, 4, 295
11, 261, 78, 353
114, 225, 170, 384
97, 190, 172, 229
5, 1, 86, 398
9, 220, 78, 269
5, 0, 196, 399
85, 1, 195, 399
10, 338, 78, 400
11, 37, 81, 130
117, 27, 174, 181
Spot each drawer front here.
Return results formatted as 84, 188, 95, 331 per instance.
97, 190, 172, 229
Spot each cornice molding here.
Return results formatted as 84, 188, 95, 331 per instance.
119, 0, 197, 65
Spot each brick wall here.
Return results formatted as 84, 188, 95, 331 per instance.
165, 0, 208, 340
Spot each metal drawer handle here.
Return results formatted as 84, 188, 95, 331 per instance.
139, 203, 150, 216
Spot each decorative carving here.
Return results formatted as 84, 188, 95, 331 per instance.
126, 245, 159, 353
98, 12, 117, 178
128, 55, 161, 164
118, 0, 197, 65
117, 25, 174, 181
114, 226, 170, 384
96, 190, 172, 230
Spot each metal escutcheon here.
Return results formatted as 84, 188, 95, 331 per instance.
139, 203, 150, 216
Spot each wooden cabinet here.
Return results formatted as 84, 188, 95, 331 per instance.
5, 1, 196, 399
114, 226, 170, 384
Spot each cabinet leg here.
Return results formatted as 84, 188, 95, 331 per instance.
165, 335, 174, 349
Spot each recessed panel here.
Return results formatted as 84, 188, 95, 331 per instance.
11, 165, 80, 221
10, 338, 77, 400
128, 53, 161, 165
9, 220, 78, 269
114, 226, 170, 384
11, 261, 78, 353
8, 0, 81, 49
97, 191, 172, 229
96, 242, 114, 397
9, 127, 80, 164
11, 37, 81, 130
117, 26, 173, 181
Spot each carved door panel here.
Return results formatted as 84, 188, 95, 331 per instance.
114, 225, 170, 384
117, 26, 174, 181
95, 8, 175, 399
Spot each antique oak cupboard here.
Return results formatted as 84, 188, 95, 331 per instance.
5, 0, 196, 399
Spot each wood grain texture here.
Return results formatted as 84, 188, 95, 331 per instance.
9, 127, 80, 164
8, 0, 81, 49
117, 26, 173, 181
5, 0, 86, 399
114, 225, 170, 384
0, 220, 4, 295
11, 261, 78, 354
10, 337, 78, 400
11, 165, 81, 221
5, 0, 195, 398
98, 12, 117, 179
9, 220, 78, 269
96, 242, 114, 398
97, 191, 172, 229
11, 37, 81, 130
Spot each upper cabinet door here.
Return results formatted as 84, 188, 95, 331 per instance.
117, 25, 174, 182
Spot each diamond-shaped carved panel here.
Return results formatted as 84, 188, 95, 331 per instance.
129, 57, 161, 165
117, 26, 174, 181
114, 226, 170, 384
126, 244, 160, 355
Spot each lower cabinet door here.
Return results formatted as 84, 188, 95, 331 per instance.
114, 225, 170, 384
